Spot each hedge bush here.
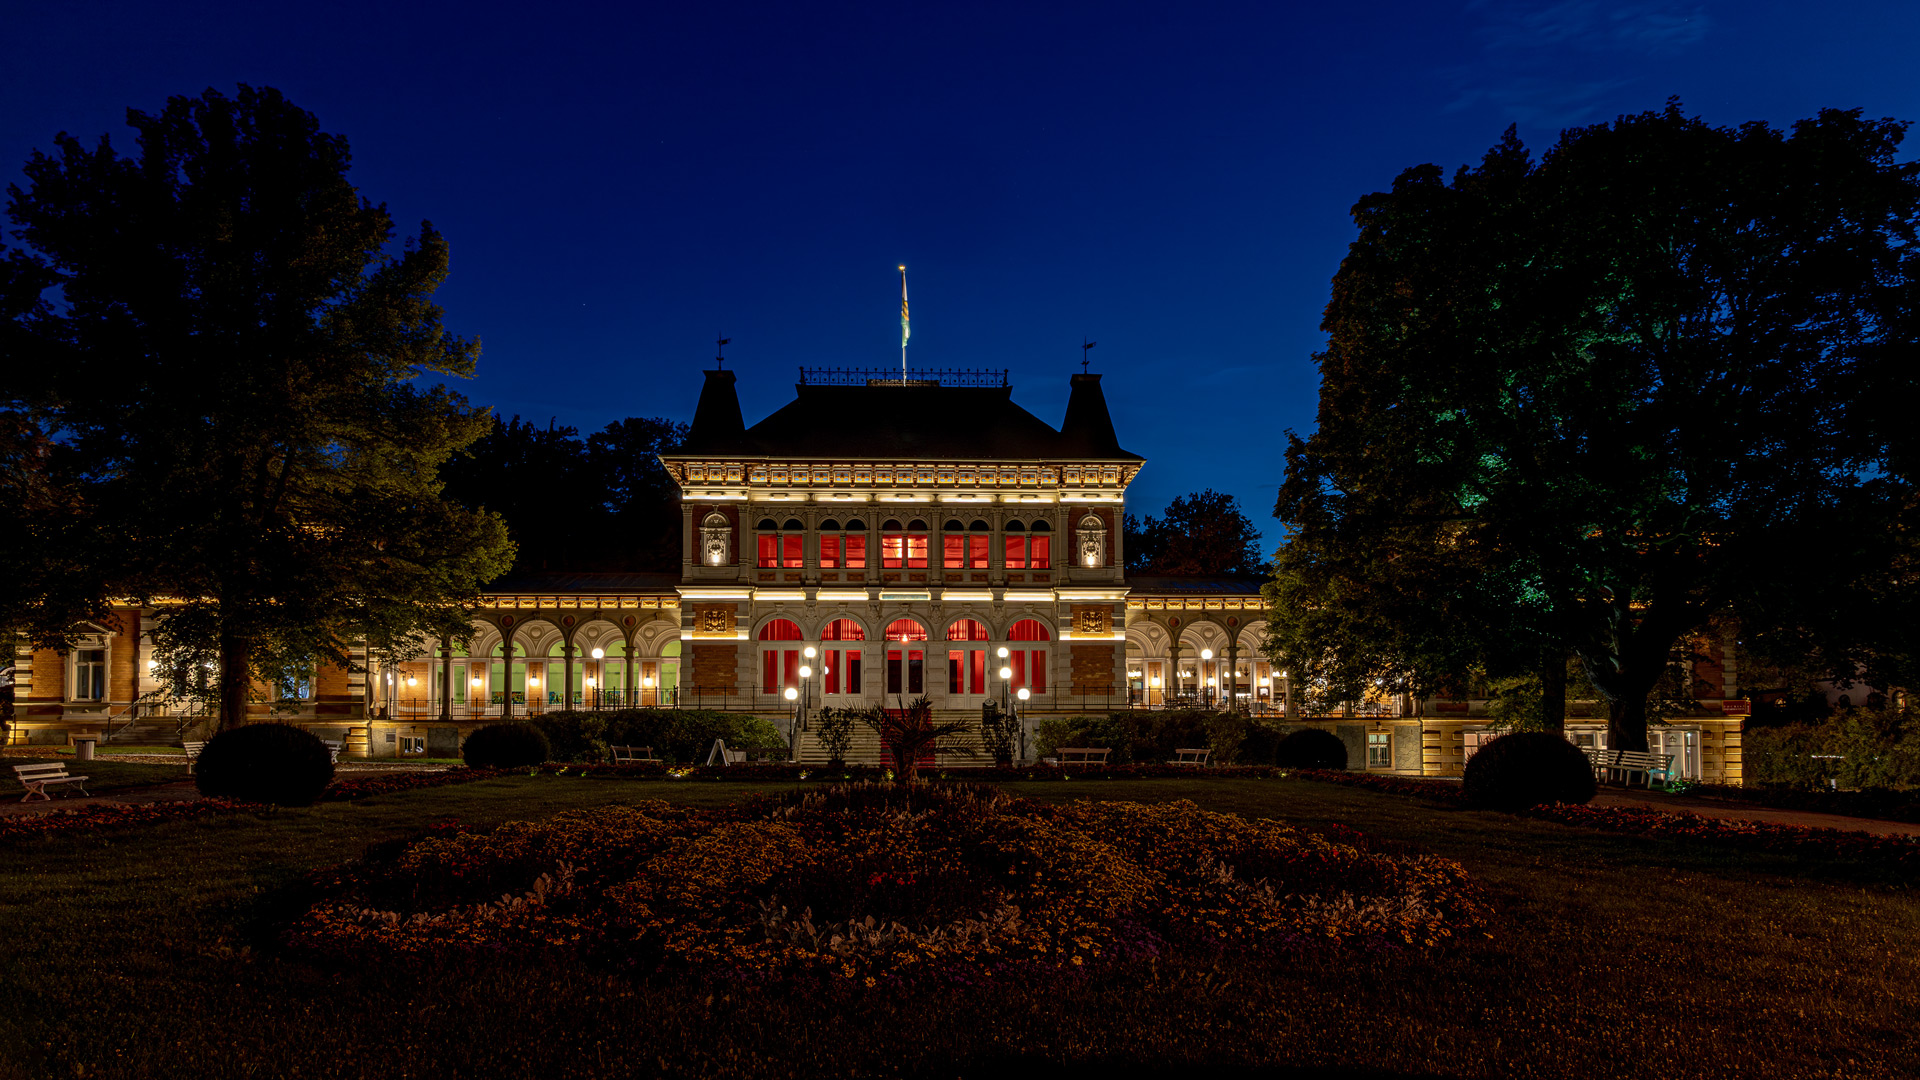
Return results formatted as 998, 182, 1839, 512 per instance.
530, 709, 784, 764
1033, 710, 1248, 764
193, 722, 335, 806
1461, 732, 1597, 810
1274, 728, 1348, 770
461, 722, 552, 769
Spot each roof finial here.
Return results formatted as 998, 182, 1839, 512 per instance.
715, 333, 730, 369
1081, 338, 1097, 373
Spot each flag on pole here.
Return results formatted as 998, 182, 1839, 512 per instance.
898, 265, 910, 348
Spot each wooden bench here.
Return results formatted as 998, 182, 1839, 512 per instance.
320, 739, 342, 764
1588, 749, 1674, 788
611, 745, 660, 764
1169, 747, 1212, 766
13, 762, 90, 803
1056, 747, 1111, 766
183, 741, 207, 774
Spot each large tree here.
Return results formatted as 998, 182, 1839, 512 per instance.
3, 85, 513, 728
1124, 489, 1268, 577
440, 413, 687, 573
1270, 103, 1920, 750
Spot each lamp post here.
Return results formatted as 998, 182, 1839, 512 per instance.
590, 647, 605, 709
1016, 686, 1031, 762
784, 684, 801, 760
1200, 648, 1214, 708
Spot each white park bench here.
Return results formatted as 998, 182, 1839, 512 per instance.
1169, 747, 1212, 766
183, 741, 207, 774
611, 745, 660, 764
13, 762, 91, 803
1055, 747, 1112, 766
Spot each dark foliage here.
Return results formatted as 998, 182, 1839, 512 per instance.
1033, 710, 1246, 764
1274, 728, 1349, 770
1461, 732, 1597, 810
193, 722, 335, 806
533, 709, 784, 764
440, 414, 687, 574
461, 723, 552, 769
1124, 489, 1268, 576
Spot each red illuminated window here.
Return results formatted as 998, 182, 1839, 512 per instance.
758, 535, 779, 568
820, 535, 841, 568
943, 534, 965, 569
821, 618, 865, 641
1029, 535, 1050, 569
946, 619, 990, 641
845, 534, 867, 569
783, 535, 803, 568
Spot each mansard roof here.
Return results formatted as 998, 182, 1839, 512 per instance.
674, 371, 1142, 462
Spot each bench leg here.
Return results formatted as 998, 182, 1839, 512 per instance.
21, 784, 47, 803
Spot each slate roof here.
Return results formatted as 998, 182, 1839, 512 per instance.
1123, 574, 1268, 596
480, 571, 682, 594
672, 371, 1141, 462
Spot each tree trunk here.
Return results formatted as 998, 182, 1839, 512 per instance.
218, 628, 251, 731
1608, 694, 1651, 752
1538, 646, 1567, 734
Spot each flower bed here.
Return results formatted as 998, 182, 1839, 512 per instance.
323, 767, 508, 801
288, 782, 1491, 982
0, 798, 256, 841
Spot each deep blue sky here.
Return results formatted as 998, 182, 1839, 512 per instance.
7, 1, 1917, 549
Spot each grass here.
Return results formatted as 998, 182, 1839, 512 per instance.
1, 774, 1916, 1079
1, 754, 189, 793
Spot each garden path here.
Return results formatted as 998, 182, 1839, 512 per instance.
1591, 789, 1920, 836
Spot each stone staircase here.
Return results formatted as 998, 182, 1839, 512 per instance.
793, 712, 989, 767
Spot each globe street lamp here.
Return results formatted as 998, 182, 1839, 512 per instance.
784, 684, 801, 761
1200, 648, 1214, 707
1015, 686, 1031, 762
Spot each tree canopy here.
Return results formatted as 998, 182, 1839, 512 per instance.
1, 85, 513, 727
1125, 489, 1268, 578
1268, 103, 1920, 749
440, 413, 688, 573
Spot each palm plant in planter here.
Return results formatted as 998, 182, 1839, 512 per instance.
859, 696, 973, 781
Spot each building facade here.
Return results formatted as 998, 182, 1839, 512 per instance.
3, 365, 1746, 781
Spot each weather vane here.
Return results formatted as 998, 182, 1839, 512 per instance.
716, 333, 731, 369
1082, 338, 1097, 373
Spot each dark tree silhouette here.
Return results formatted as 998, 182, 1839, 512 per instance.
1270, 103, 1920, 751
2, 85, 512, 728
1125, 489, 1267, 577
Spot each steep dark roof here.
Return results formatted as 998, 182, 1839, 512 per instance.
1124, 574, 1268, 596
680, 369, 747, 455
1059, 373, 1135, 458
678, 381, 1144, 461
481, 571, 682, 594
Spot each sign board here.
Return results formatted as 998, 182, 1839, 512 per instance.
1721, 699, 1751, 716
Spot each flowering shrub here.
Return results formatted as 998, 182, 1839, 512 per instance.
323, 768, 509, 801
288, 782, 1491, 982
0, 798, 257, 842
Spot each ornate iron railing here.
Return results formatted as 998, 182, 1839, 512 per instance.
798, 367, 1009, 388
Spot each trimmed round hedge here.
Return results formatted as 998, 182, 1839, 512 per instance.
461, 722, 551, 769
194, 722, 335, 806
1274, 727, 1349, 770
1462, 731, 1598, 810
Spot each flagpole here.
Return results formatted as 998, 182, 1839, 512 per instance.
898, 264, 909, 380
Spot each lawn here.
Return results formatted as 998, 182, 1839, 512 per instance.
1, 774, 1915, 1079
1, 754, 189, 793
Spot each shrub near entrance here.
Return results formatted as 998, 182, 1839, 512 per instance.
1461, 732, 1597, 810
461, 722, 551, 769
1275, 728, 1348, 770
193, 722, 334, 806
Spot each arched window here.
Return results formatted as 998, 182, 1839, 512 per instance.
843, 519, 868, 569
819, 618, 864, 696
758, 619, 804, 641
1003, 519, 1030, 569
945, 519, 988, 570
821, 618, 865, 641
882, 519, 928, 569
758, 519, 805, 569
758, 618, 804, 695
1027, 520, 1053, 569
1006, 618, 1050, 695
884, 619, 928, 695
946, 618, 990, 695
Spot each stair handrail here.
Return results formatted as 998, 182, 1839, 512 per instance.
102, 689, 172, 743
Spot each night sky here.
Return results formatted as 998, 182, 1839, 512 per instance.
7, 1, 1916, 548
